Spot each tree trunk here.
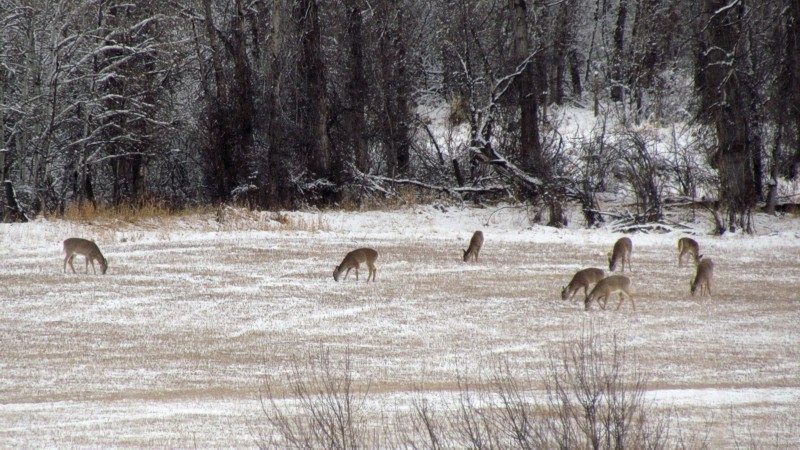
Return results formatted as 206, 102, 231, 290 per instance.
702, 0, 756, 233
610, 0, 627, 102
766, 123, 781, 215
569, 49, 583, 97
510, 0, 542, 174
202, 0, 227, 105
345, 0, 369, 174
267, 0, 293, 208
299, 0, 332, 182
787, 0, 800, 178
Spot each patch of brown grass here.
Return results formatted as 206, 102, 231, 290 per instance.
57, 201, 212, 224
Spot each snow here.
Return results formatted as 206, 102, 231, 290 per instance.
1, 205, 799, 446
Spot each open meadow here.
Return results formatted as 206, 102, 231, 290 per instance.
0, 205, 799, 447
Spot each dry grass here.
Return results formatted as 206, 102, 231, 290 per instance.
57, 201, 211, 223
0, 221, 798, 446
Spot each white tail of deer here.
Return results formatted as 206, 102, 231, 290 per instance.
690, 258, 714, 296
561, 268, 605, 302
677, 237, 701, 267
333, 248, 378, 282
462, 231, 484, 262
608, 237, 632, 272
63, 238, 108, 275
585, 275, 635, 311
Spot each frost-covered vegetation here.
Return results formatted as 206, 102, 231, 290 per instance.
1, 0, 799, 234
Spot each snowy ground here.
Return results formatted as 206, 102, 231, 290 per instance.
1, 205, 799, 447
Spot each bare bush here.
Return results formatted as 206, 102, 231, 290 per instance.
537, 332, 672, 449
255, 334, 690, 449
256, 349, 370, 449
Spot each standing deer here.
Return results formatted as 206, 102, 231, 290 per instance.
690, 258, 714, 296
561, 268, 605, 302
333, 248, 378, 282
608, 237, 632, 272
677, 237, 702, 267
462, 231, 484, 262
585, 275, 635, 311
63, 238, 108, 275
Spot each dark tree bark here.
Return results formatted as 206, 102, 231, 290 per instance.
610, 0, 628, 102
787, 0, 800, 178
700, 0, 756, 233
266, 0, 293, 208
510, 0, 542, 173
344, 0, 369, 174
569, 49, 583, 98
299, 0, 333, 183
378, 2, 412, 178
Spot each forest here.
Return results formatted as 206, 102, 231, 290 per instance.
1, 0, 798, 233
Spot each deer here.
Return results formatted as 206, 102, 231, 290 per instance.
561, 268, 605, 302
584, 275, 635, 311
608, 237, 632, 272
677, 237, 702, 267
462, 230, 484, 262
63, 238, 108, 275
690, 258, 714, 296
333, 248, 378, 282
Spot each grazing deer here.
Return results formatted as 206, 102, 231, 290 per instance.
690, 258, 714, 296
63, 238, 108, 275
561, 268, 605, 302
333, 248, 378, 282
608, 237, 632, 272
585, 275, 635, 311
677, 237, 702, 267
462, 230, 484, 262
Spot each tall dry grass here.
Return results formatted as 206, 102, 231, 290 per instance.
56, 201, 212, 223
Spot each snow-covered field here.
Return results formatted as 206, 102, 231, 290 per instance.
1, 205, 799, 447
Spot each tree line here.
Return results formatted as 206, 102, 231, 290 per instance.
1, 0, 798, 233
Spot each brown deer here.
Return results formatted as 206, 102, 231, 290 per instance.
585, 275, 635, 311
333, 248, 378, 282
677, 237, 702, 267
462, 231, 484, 262
690, 258, 714, 296
608, 237, 632, 272
63, 238, 108, 275
561, 268, 605, 302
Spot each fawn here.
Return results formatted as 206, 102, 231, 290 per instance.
585, 275, 635, 311
677, 237, 702, 267
462, 231, 484, 262
608, 237, 632, 272
561, 268, 605, 302
690, 258, 714, 296
63, 238, 108, 275
333, 248, 378, 282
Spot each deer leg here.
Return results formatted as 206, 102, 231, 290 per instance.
344, 268, 351, 280
63, 255, 70, 273
68, 255, 77, 274
89, 258, 96, 275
